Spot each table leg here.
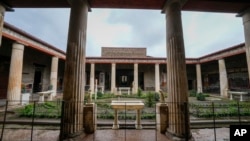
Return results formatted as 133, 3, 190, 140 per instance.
112, 109, 119, 129
135, 109, 142, 129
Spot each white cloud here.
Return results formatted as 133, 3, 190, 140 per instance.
4, 8, 245, 58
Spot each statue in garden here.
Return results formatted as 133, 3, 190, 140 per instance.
159, 90, 166, 103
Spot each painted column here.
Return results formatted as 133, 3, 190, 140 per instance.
155, 64, 160, 92
7, 43, 24, 105
111, 63, 116, 93
90, 63, 95, 94
242, 9, 250, 86
163, 0, 191, 139
62, 0, 88, 138
133, 63, 138, 94
50, 57, 58, 97
196, 64, 203, 93
219, 59, 228, 98
0, 4, 5, 47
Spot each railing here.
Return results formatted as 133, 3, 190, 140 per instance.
0, 100, 249, 141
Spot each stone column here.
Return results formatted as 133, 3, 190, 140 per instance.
111, 63, 116, 93
0, 4, 5, 47
242, 9, 250, 86
196, 64, 203, 93
133, 63, 138, 94
7, 43, 24, 105
155, 64, 160, 92
163, 0, 191, 139
219, 59, 228, 98
50, 57, 58, 97
62, 0, 88, 138
90, 63, 95, 94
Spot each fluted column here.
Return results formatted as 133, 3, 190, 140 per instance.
133, 63, 138, 94
0, 4, 5, 46
242, 9, 250, 86
219, 59, 228, 98
196, 64, 203, 93
90, 63, 95, 93
164, 0, 191, 139
7, 43, 24, 105
50, 57, 58, 97
111, 63, 116, 93
155, 64, 160, 92
62, 0, 88, 138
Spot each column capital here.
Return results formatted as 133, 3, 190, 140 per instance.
67, 0, 92, 12
12, 42, 24, 50
0, 1, 14, 12
162, 0, 188, 13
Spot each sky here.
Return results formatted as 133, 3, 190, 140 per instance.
4, 8, 245, 58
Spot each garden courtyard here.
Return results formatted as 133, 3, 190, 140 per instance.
0, 90, 250, 140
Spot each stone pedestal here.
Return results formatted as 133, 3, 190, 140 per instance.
83, 103, 97, 134
156, 103, 168, 133
7, 43, 24, 105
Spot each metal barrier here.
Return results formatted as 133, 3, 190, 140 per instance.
0, 100, 249, 141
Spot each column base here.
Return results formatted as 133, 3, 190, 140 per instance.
135, 124, 142, 129
165, 131, 194, 141
112, 123, 119, 129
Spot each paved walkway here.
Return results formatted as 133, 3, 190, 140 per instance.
0, 128, 230, 141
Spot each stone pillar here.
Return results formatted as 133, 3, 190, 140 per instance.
155, 64, 160, 92
7, 43, 24, 105
50, 57, 58, 97
196, 64, 203, 93
156, 103, 168, 133
163, 0, 191, 139
111, 63, 116, 93
90, 63, 95, 94
242, 9, 250, 86
62, 0, 88, 138
0, 4, 5, 47
133, 63, 138, 94
219, 59, 228, 98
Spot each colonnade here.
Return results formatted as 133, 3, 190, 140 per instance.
2, 0, 250, 140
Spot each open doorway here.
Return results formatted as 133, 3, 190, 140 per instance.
33, 69, 42, 93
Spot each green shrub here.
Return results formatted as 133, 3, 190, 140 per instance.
137, 88, 143, 97
189, 90, 197, 97
196, 93, 206, 101
154, 92, 160, 101
97, 91, 103, 98
146, 92, 155, 107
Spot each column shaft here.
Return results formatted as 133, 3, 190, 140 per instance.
219, 59, 228, 98
0, 4, 5, 46
50, 57, 58, 96
155, 64, 160, 92
196, 64, 203, 93
242, 10, 250, 86
7, 43, 24, 104
133, 63, 138, 94
164, 0, 190, 138
62, 0, 88, 137
111, 63, 116, 93
90, 63, 95, 93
